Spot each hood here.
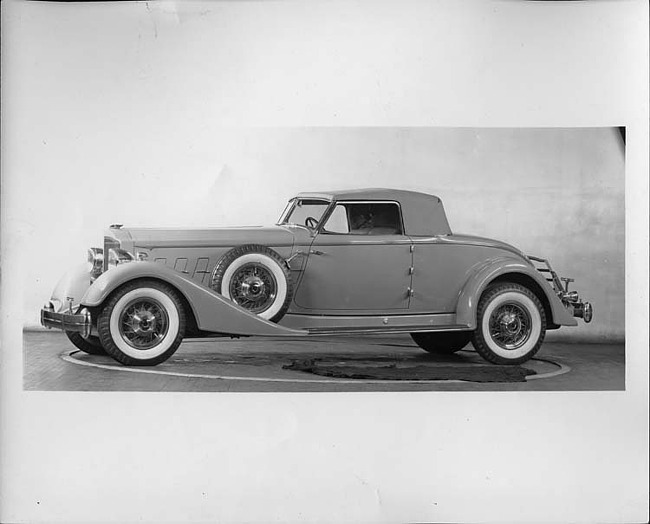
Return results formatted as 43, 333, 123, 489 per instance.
109, 225, 296, 250
443, 234, 530, 261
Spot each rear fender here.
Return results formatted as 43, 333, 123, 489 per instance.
456, 257, 577, 329
81, 262, 307, 336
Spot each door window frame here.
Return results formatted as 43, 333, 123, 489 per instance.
317, 200, 406, 236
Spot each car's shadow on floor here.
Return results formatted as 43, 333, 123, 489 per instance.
69, 343, 544, 384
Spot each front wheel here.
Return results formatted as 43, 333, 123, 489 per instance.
472, 283, 546, 365
411, 331, 472, 354
66, 331, 107, 355
97, 280, 186, 366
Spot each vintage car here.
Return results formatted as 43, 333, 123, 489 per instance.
41, 188, 593, 367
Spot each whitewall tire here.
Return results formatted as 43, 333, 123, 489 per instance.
97, 280, 186, 366
211, 245, 293, 322
472, 283, 546, 365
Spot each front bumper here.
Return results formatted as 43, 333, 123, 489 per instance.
41, 303, 92, 337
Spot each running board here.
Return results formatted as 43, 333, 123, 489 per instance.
280, 312, 470, 333
305, 324, 473, 336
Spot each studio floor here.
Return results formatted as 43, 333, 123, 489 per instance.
22, 331, 625, 392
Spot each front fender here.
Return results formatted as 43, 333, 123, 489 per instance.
49, 262, 93, 312
456, 257, 577, 329
81, 262, 307, 337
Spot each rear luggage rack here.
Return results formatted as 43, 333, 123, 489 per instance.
528, 255, 593, 323
528, 255, 571, 295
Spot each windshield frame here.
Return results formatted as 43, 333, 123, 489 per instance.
277, 197, 333, 230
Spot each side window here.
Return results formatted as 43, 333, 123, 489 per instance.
322, 202, 403, 235
322, 204, 350, 233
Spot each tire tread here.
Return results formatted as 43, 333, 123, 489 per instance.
65, 331, 107, 355
411, 331, 473, 354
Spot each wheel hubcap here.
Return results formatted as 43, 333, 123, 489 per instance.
119, 299, 169, 350
489, 303, 532, 350
230, 263, 277, 314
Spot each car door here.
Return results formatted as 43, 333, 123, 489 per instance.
293, 201, 413, 313
408, 236, 495, 313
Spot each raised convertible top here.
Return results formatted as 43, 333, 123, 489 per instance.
294, 188, 452, 236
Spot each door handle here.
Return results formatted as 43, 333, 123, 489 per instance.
309, 249, 325, 256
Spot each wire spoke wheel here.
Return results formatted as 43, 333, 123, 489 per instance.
488, 302, 532, 350
229, 263, 278, 314
211, 245, 294, 322
97, 281, 186, 366
119, 298, 170, 350
472, 283, 546, 365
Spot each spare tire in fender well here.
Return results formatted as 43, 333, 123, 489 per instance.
210, 244, 294, 323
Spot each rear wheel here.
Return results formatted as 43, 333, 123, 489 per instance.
472, 283, 546, 365
411, 331, 472, 354
97, 280, 186, 366
65, 331, 107, 355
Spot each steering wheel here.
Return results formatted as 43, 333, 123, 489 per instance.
305, 216, 319, 229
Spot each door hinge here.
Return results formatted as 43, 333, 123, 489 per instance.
407, 287, 414, 298
408, 266, 414, 275
410, 245, 414, 253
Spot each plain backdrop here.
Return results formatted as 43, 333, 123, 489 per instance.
15, 125, 625, 342
1, 1, 647, 523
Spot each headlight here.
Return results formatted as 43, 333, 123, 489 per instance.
108, 248, 134, 267
87, 248, 104, 280
88, 244, 136, 279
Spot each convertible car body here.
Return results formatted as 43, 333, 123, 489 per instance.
41, 188, 592, 366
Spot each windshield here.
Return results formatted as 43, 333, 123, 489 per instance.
280, 198, 331, 228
